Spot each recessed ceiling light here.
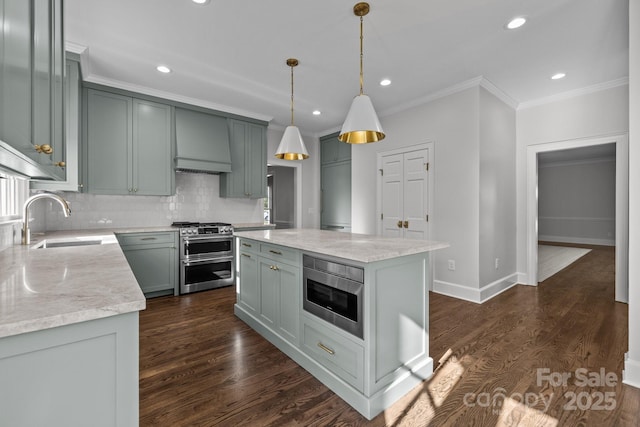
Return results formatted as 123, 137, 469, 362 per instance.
551, 72, 566, 80
506, 16, 527, 30
192, 0, 209, 4
380, 78, 391, 86
312, 110, 321, 116
156, 65, 172, 74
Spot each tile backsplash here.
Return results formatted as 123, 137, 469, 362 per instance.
29, 173, 263, 232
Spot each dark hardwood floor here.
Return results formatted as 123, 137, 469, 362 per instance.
139, 244, 640, 426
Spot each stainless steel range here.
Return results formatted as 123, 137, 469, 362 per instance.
172, 222, 234, 294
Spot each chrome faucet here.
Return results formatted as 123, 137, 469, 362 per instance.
22, 193, 71, 245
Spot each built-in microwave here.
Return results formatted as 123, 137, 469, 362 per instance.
302, 254, 364, 339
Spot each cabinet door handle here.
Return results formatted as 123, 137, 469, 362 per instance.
269, 250, 282, 255
269, 265, 279, 271
403, 220, 409, 228
241, 253, 251, 258
242, 242, 252, 247
397, 220, 402, 228
317, 342, 335, 355
140, 237, 157, 241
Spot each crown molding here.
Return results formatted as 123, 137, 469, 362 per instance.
65, 41, 91, 78
518, 77, 629, 110
83, 75, 273, 123
479, 77, 519, 109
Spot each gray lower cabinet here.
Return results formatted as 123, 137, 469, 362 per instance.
320, 132, 352, 231
0, 312, 139, 427
237, 238, 299, 345
84, 89, 174, 195
234, 237, 432, 420
117, 232, 179, 297
220, 119, 267, 199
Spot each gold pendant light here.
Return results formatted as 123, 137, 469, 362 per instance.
275, 58, 309, 160
339, 2, 385, 144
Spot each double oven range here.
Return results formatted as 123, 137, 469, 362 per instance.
172, 222, 234, 294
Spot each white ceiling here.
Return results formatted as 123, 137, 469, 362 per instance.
65, 0, 629, 137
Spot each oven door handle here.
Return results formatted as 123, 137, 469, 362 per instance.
181, 256, 234, 267
182, 235, 232, 243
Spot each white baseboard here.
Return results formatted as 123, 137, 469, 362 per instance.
433, 273, 519, 304
538, 235, 615, 247
433, 280, 482, 303
623, 353, 640, 389
479, 274, 519, 302
516, 272, 532, 285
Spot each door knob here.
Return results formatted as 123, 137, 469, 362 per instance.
403, 220, 409, 228
397, 221, 402, 228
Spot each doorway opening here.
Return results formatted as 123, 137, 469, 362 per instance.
265, 164, 301, 229
526, 134, 628, 302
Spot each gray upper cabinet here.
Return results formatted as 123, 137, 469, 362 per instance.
320, 132, 352, 231
175, 108, 231, 173
84, 88, 174, 195
0, 0, 65, 179
220, 119, 267, 199
32, 57, 82, 191
321, 132, 351, 165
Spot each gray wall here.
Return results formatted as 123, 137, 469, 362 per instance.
479, 87, 517, 288
538, 158, 616, 245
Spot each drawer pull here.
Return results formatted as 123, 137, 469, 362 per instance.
317, 342, 335, 355
269, 250, 283, 255
242, 242, 252, 247
269, 265, 279, 271
241, 253, 251, 258
140, 237, 157, 241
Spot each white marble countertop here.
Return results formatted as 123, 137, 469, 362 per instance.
0, 229, 148, 339
234, 229, 449, 263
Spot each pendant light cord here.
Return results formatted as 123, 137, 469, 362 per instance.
359, 15, 364, 95
290, 64, 295, 125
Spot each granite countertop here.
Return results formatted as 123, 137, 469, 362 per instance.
234, 228, 449, 263
0, 228, 152, 339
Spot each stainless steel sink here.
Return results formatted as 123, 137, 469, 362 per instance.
32, 235, 118, 249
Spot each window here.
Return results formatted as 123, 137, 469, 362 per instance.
0, 170, 28, 222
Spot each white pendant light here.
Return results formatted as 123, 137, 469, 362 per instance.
275, 58, 309, 160
339, 2, 385, 144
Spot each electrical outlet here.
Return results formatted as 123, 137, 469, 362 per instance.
495, 258, 500, 270
448, 259, 456, 271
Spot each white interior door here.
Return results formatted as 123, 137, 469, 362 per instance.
381, 148, 429, 239
403, 149, 429, 240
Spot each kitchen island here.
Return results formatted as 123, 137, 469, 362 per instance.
0, 231, 146, 427
233, 228, 448, 420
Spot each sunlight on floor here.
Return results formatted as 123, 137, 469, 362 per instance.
496, 397, 558, 427
384, 348, 466, 426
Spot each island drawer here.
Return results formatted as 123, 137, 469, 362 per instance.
301, 317, 364, 392
238, 238, 259, 253
260, 243, 298, 263
117, 232, 176, 246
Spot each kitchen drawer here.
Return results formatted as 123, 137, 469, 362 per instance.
260, 243, 298, 263
301, 317, 364, 392
116, 232, 176, 247
238, 238, 259, 254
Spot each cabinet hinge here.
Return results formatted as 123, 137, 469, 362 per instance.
425, 162, 430, 171
426, 214, 429, 222
381, 213, 384, 220
379, 168, 384, 176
